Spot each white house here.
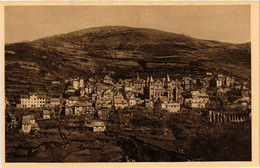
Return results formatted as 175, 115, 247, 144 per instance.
20, 92, 46, 108
73, 80, 80, 90
43, 110, 51, 119
79, 78, 84, 88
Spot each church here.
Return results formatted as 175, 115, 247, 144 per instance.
144, 74, 183, 104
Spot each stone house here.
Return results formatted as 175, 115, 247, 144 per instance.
21, 115, 39, 133
161, 102, 181, 112
85, 82, 94, 94
145, 99, 154, 109
103, 76, 113, 84
67, 86, 76, 93
85, 121, 106, 132
66, 96, 79, 106
21, 116, 32, 133
50, 98, 60, 107
43, 110, 51, 119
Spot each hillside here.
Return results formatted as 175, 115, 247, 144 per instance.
5, 26, 251, 98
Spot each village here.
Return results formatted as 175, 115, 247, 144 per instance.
5, 72, 251, 161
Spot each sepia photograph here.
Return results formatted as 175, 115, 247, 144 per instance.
1, 1, 259, 167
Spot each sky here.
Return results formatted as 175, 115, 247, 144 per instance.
5, 5, 250, 44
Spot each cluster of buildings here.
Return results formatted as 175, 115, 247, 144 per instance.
62, 74, 187, 114
7, 72, 251, 133
17, 73, 251, 114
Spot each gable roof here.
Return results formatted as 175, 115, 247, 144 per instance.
43, 110, 50, 115
104, 76, 112, 80
22, 115, 34, 124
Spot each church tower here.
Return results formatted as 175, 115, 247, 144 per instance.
145, 76, 149, 87
166, 73, 171, 88
149, 76, 155, 99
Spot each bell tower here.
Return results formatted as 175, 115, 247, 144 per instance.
149, 76, 154, 99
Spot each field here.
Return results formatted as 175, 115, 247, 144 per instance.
5, 109, 251, 162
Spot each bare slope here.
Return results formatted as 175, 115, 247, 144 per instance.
5, 26, 251, 80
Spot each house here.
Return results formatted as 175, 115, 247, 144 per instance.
86, 121, 106, 132
182, 77, 193, 90
73, 79, 80, 90
235, 85, 242, 90
103, 89, 114, 98
124, 83, 133, 92
216, 88, 225, 96
95, 89, 114, 109
216, 79, 222, 88
21, 115, 39, 133
161, 102, 181, 112
133, 76, 146, 93
135, 97, 145, 106
225, 76, 231, 87
215, 74, 225, 88
191, 98, 208, 108
241, 89, 250, 98
43, 110, 51, 119
114, 92, 128, 109
187, 90, 210, 108
103, 76, 113, 84
206, 72, 213, 76
97, 107, 110, 120
145, 99, 154, 109
66, 101, 95, 116
50, 98, 60, 106
74, 102, 95, 115
21, 116, 32, 133
20, 92, 46, 108
80, 88, 85, 97
52, 81, 60, 86
114, 82, 123, 90
66, 96, 79, 106
91, 93, 98, 102
67, 86, 76, 93
65, 106, 74, 116
87, 77, 94, 82
74, 103, 87, 115
79, 78, 84, 88
85, 82, 93, 94
128, 94, 137, 107
96, 82, 110, 94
